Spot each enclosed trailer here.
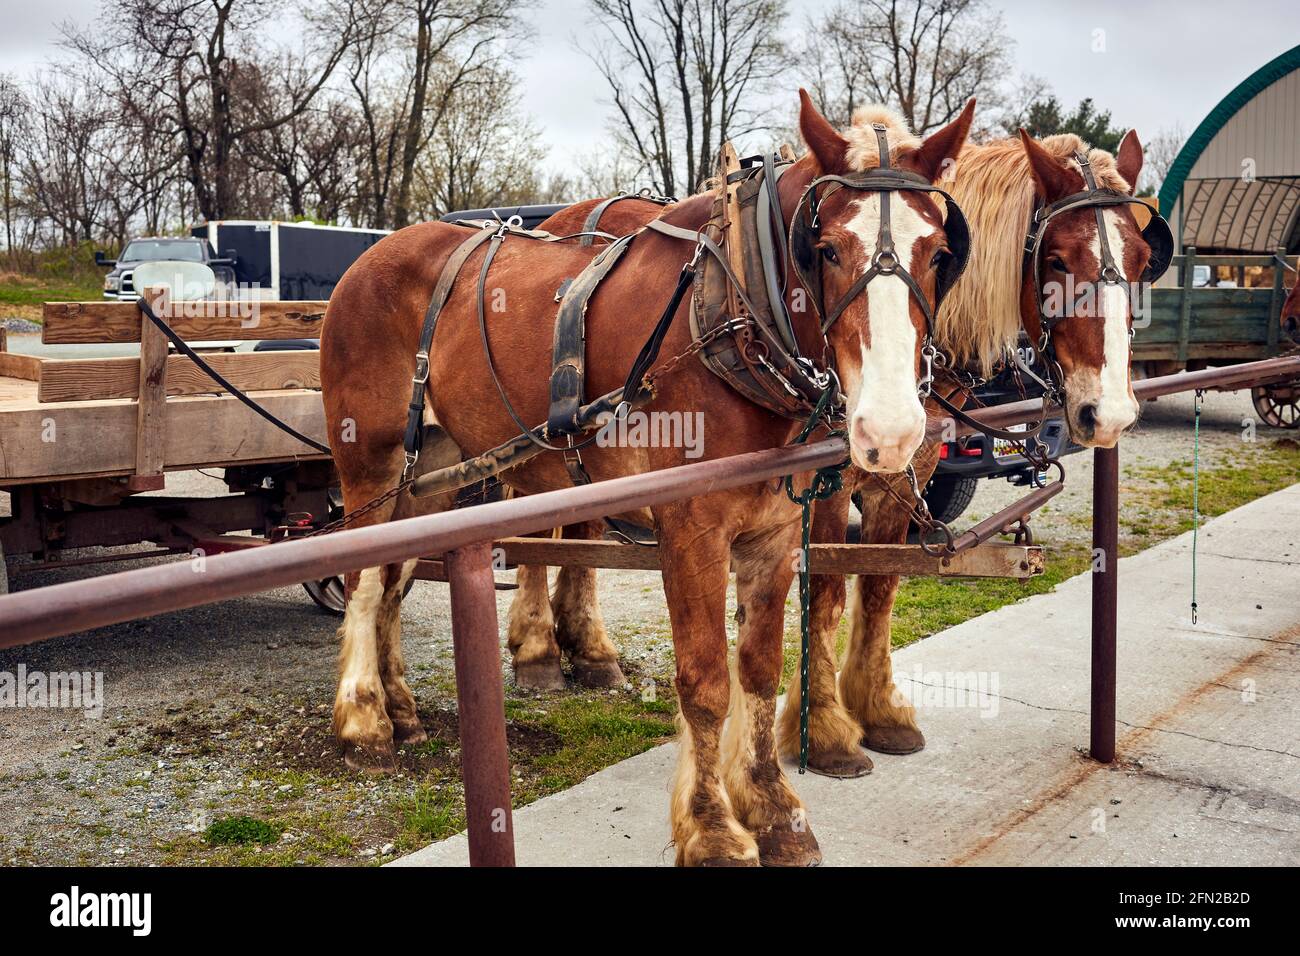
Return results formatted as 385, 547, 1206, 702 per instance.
191, 221, 391, 300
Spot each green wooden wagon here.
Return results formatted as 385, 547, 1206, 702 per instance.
1134, 247, 1299, 427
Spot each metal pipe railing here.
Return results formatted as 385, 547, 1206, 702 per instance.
0, 438, 846, 647
936, 353, 1300, 437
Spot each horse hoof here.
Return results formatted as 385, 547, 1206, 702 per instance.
343, 741, 397, 775
393, 722, 428, 747
806, 747, 874, 779
862, 724, 926, 755
514, 660, 566, 691
572, 659, 627, 689
756, 826, 823, 867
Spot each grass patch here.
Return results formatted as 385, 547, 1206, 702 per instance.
0, 272, 103, 310
395, 785, 463, 844
508, 692, 676, 801
205, 815, 280, 846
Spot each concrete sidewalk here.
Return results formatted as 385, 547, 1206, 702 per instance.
395, 483, 1300, 867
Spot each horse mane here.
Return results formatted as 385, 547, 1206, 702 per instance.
940, 133, 1132, 376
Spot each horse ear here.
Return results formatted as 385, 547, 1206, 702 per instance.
799, 89, 848, 174
905, 99, 975, 183
1115, 129, 1143, 195
1019, 129, 1078, 202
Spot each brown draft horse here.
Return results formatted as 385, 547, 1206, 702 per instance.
509, 124, 1156, 776
320, 91, 974, 865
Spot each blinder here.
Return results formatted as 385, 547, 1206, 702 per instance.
1024, 151, 1175, 335
789, 124, 970, 339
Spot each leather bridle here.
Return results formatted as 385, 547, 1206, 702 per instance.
1020, 151, 1174, 400
790, 124, 970, 398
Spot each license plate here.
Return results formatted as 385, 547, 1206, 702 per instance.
993, 423, 1028, 458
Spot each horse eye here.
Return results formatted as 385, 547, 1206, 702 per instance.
1048, 256, 1068, 274
820, 245, 838, 264
930, 248, 950, 267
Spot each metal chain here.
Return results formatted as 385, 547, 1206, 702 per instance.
782, 385, 849, 773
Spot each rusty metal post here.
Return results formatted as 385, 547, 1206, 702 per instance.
445, 540, 515, 867
1090, 445, 1119, 763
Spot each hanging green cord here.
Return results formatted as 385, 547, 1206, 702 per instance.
784, 385, 849, 773
1191, 388, 1203, 624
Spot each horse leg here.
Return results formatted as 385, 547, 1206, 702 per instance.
332, 488, 401, 773
658, 510, 758, 867
774, 487, 874, 778
839, 473, 926, 755
552, 521, 626, 688
506, 535, 565, 691
724, 523, 823, 866
374, 559, 424, 746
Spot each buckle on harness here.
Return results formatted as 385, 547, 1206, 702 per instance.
412, 350, 430, 386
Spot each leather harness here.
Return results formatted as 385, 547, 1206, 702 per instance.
402, 133, 974, 497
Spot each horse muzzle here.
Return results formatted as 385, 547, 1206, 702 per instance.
849, 409, 926, 473
1066, 392, 1139, 448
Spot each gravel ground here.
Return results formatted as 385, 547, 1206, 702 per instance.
0, 386, 1294, 865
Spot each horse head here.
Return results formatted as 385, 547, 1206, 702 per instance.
792, 91, 975, 472
1018, 129, 1169, 448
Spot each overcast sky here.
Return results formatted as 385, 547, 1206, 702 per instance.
4, 0, 1297, 168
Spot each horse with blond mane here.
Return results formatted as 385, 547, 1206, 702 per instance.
320, 91, 974, 864
507, 118, 1167, 776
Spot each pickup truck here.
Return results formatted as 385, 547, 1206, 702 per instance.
96, 237, 235, 301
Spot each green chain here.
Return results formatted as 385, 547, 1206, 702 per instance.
1191, 388, 1203, 624
784, 385, 849, 773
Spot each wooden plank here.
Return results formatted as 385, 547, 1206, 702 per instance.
42, 300, 329, 344
1132, 343, 1270, 362
0, 390, 327, 484
37, 350, 320, 402
494, 537, 1044, 579
130, 289, 169, 490
1177, 247, 1196, 364
0, 351, 42, 381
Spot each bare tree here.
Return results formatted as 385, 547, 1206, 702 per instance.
334, 0, 526, 228
410, 65, 545, 216
0, 75, 28, 256
1138, 124, 1186, 197
64, 0, 362, 221
801, 0, 1010, 134
585, 0, 787, 196
241, 56, 364, 220
20, 74, 114, 245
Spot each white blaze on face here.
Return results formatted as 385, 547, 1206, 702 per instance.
1065, 209, 1140, 446
842, 193, 930, 473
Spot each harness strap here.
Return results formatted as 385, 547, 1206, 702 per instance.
645, 216, 824, 409
548, 234, 636, 436
755, 156, 799, 355
930, 389, 1048, 442
404, 227, 498, 468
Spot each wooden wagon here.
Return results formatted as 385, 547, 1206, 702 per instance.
1135, 248, 1299, 427
0, 295, 347, 605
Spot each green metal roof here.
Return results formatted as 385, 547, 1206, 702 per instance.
1158, 44, 1300, 215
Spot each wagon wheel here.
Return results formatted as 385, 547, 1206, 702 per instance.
1252, 380, 1300, 429
298, 489, 414, 615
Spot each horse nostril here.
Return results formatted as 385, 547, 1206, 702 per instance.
1078, 403, 1098, 432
